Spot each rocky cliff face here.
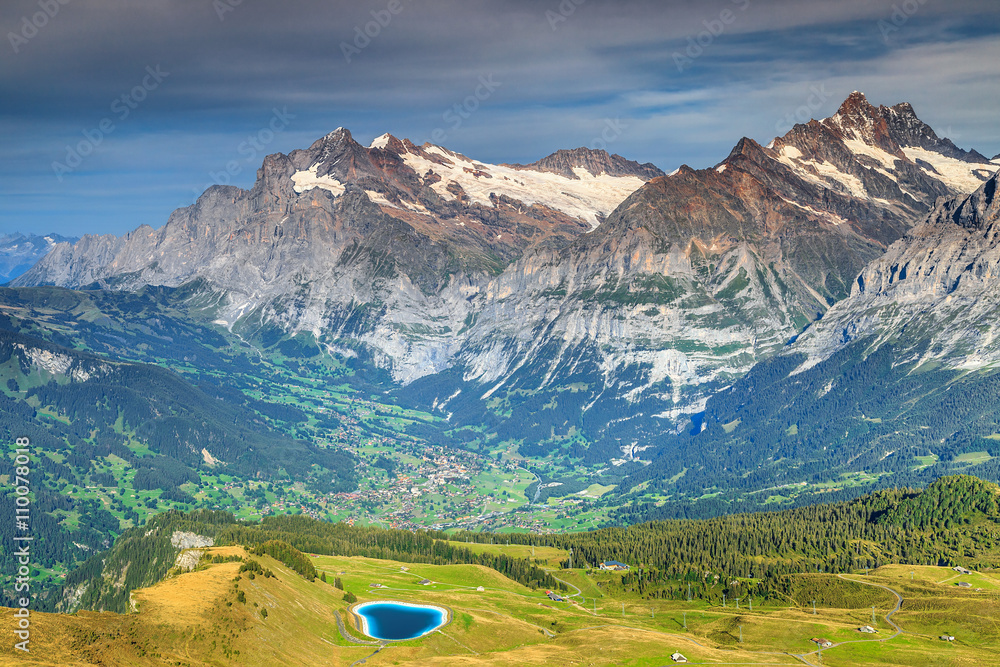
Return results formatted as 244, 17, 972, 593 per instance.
15, 93, 998, 456
793, 170, 1000, 373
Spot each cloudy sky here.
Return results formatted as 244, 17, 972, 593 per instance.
2, 0, 999, 237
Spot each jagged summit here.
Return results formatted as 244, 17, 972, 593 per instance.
759, 92, 997, 205
832, 90, 879, 123
723, 136, 767, 162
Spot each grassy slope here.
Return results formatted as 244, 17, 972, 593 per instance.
3, 543, 998, 666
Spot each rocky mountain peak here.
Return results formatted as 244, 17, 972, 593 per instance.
835, 91, 877, 120
369, 132, 406, 153
823, 91, 899, 153
505, 147, 665, 180
724, 137, 768, 163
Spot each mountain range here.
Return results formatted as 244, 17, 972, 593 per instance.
13, 92, 1000, 467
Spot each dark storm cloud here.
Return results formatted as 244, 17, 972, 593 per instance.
2, 0, 999, 236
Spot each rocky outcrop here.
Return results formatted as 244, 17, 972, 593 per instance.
173, 549, 206, 572
170, 531, 214, 549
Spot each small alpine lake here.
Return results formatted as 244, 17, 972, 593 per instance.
353, 601, 449, 641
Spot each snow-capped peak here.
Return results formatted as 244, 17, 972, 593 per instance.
370, 133, 394, 150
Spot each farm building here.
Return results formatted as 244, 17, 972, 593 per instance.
811, 638, 833, 648
670, 652, 688, 663
599, 560, 630, 571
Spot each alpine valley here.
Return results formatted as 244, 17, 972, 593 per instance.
4, 91, 1000, 618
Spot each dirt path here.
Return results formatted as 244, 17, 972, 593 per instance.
786, 575, 904, 664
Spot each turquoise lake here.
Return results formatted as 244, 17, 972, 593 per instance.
354, 601, 447, 640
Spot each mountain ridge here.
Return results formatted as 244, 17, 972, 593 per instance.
13, 92, 998, 465
0, 232, 79, 283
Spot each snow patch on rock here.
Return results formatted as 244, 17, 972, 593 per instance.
292, 164, 346, 196
399, 145, 645, 230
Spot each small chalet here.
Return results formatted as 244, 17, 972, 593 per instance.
858, 625, 877, 634
940, 635, 955, 642
419, 579, 432, 586
957, 581, 972, 588
599, 560, 630, 571
811, 638, 833, 648
670, 652, 688, 663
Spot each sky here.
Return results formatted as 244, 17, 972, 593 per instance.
2, 0, 999, 238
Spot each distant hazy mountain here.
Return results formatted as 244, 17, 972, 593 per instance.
14, 92, 998, 464
0, 233, 78, 283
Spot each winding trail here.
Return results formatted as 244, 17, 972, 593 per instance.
549, 573, 582, 598
786, 575, 905, 664
834, 575, 904, 638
